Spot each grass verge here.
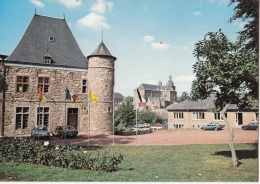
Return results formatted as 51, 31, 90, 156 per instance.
0, 143, 258, 182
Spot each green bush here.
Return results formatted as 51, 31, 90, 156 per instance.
114, 123, 128, 135
0, 137, 124, 172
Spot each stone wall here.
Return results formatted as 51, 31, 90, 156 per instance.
88, 56, 115, 134
0, 63, 90, 136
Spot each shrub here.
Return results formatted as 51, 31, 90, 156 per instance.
0, 137, 124, 172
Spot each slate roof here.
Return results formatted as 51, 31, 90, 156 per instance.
87, 41, 116, 60
138, 83, 173, 91
7, 14, 87, 68
114, 92, 124, 99
166, 95, 258, 111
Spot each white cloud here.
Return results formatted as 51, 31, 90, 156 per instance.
173, 75, 195, 94
144, 35, 154, 42
77, 12, 109, 30
90, 0, 114, 14
193, 11, 201, 15
30, 0, 44, 7
54, 0, 82, 8
151, 42, 171, 49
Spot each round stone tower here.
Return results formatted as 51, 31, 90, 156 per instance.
87, 41, 116, 134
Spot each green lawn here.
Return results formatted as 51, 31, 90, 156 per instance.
0, 143, 258, 182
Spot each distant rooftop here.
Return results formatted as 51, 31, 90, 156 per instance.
114, 92, 124, 99
166, 95, 258, 111
7, 14, 87, 68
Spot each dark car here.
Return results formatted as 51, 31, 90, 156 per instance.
201, 122, 225, 131
31, 125, 50, 139
241, 122, 258, 130
52, 125, 78, 138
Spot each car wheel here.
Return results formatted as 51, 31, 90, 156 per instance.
215, 128, 218, 131
242, 127, 245, 130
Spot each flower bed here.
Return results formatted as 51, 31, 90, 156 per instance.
0, 137, 124, 172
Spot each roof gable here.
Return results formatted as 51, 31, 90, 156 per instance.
7, 14, 87, 68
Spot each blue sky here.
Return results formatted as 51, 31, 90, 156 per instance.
0, 0, 244, 97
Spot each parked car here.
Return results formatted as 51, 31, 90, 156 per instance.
241, 122, 258, 130
52, 125, 78, 138
161, 123, 168, 127
154, 123, 161, 127
134, 124, 144, 128
127, 125, 134, 129
143, 123, 151, 128
201, 122, 225, 131
31, 125, 50, 139
161, 122, 168, 129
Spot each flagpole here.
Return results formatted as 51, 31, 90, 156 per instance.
112, 85, 115, 145
38, 100, 40, 141
88, 87, 90, 146
64, 86, 67, 144
136, 102, 137, 146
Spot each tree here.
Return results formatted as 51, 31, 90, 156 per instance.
191, 30, 258, 167
135, 110, 167, 125
180, 91, 190, 102
114, 96, 135, 134
229, 0, 259, 52
191, 0, 258, 167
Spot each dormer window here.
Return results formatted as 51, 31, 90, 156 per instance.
49, 36, 55, 42
45, 58, 51, 64
43, 53, 52, 64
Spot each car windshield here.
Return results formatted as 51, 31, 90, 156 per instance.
61, 126, 75, 130
36, 126, 47, 131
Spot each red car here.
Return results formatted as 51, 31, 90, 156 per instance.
154, 123, 161, 127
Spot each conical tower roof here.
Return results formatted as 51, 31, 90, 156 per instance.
87, 41, 116, 60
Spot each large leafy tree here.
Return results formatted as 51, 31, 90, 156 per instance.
229, 0, 259, 52
190, 0, 258, 167
114, 96, 135, 128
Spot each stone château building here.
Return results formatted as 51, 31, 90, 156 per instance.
133, 76, 177, 109
0, 14, 116, 136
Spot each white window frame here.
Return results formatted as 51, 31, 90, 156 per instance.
192, 112, 205, 120
173, 112, 184, 119
214, 112, 227, 121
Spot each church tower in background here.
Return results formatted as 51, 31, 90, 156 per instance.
87, 41, 116, 134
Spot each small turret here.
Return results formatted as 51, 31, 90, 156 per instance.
87, 41, 116, 134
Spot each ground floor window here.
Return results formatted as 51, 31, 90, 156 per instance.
214, 112, 227, 120
15, 107, 29, 129
174, 112, 184, 119
192, 112, 205, 120
37, 107, 50, 126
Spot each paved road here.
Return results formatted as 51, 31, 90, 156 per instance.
37, 128, 258, 146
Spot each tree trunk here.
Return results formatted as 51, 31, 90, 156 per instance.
220, 103, 240, 167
